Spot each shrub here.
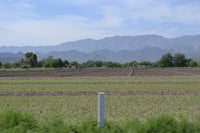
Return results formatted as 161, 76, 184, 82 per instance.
140, 115, 177, 133
138, 115, 200, 133
0, 111, 199, 133
0, 110, 37, 133
123, 119, 142, 133
38, 117, 69, 133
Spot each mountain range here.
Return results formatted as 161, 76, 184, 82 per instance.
0, 34, 200, 63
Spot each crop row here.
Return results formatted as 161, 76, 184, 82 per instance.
0, 76, 200, 123
0, 95, 200, 123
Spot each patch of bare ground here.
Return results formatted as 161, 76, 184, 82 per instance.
131, 69, 200, 76
0, 69, 130, 77
1, 68, 200, 77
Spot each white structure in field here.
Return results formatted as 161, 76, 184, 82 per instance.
98, 92, 105, 127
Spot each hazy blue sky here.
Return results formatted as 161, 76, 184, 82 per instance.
0, 0, 200, 46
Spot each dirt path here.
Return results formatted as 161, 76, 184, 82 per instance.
0, 90, 200, 96
127, 69, 133, 76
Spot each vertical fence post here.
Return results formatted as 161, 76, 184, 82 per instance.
98, 92, 105, 127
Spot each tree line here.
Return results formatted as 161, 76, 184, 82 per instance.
0, 52, 199, 69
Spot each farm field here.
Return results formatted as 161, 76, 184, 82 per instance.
1, 67, 200, 77
0, 68, 200, 124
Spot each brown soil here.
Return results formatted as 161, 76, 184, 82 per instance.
0, 68, 200, 77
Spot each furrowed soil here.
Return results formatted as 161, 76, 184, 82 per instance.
1, 68, 200, 122
0, 68, 200, 97
1, 68, 200, 77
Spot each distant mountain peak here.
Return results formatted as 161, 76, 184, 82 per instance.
0, 34, 200, 63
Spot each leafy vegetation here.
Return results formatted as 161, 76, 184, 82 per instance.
0, 69, 200, 131
25, 52, 38, 68
0, 110, 200, 133
0, 110, 37, 133
0, 52, 199, 69
0, 76, 200, 123
1, 76, 200, 92
155, 53, 198, 67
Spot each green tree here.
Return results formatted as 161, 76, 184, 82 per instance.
139, 61, 152, 68
41, 56, 54, 68
41, 56, 52, 68
70, 61, 80, 68
102, 61, 122, 68
186, 58, 198, 67
82, 60, 95, 68
94, 61, 103, 67
13, 58, 29, 69
82, 60, 103, 68
51, 58, 64, 68
25, 52, 38, 68
63, 60, 69, 68
156, 53, 174, 67
3, 63, 11, 69
124, 61, 139, 68
0, 62, 2, 68
173, 53, 187, 67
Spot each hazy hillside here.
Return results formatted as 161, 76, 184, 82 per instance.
37, 48, 167, 63
0, 52, 24, 63
0, 35, 169, 53
0, 34, 200, 63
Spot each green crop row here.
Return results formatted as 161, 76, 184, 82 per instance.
0, 95, 200, 123
0, 76, 200, 92
1, 76, 200, 83
0, 82, 199, 92
0, 76, 200, 124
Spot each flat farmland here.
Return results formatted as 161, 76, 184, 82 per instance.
1, 68, 200, 77
0, 68, 200, 123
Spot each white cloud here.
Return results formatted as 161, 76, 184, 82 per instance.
118, 0, 200, 25
1, 0, 200, 46
0, 15, 113, 46
172, 3, 200, 24
97, 6, 125, 28
0, 0, 37, 19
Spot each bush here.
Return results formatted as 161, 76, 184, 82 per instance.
123, 119, 142, 133
140, 115, 178, 133
2, 63, 11, 69
0, 111, 200, 133
138, 115, 200, 133
0, 110, 37, 133
38, 117, 69, 133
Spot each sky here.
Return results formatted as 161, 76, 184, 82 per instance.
0, 0, 200, 46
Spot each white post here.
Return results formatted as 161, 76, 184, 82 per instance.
98, 92, 105, 127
